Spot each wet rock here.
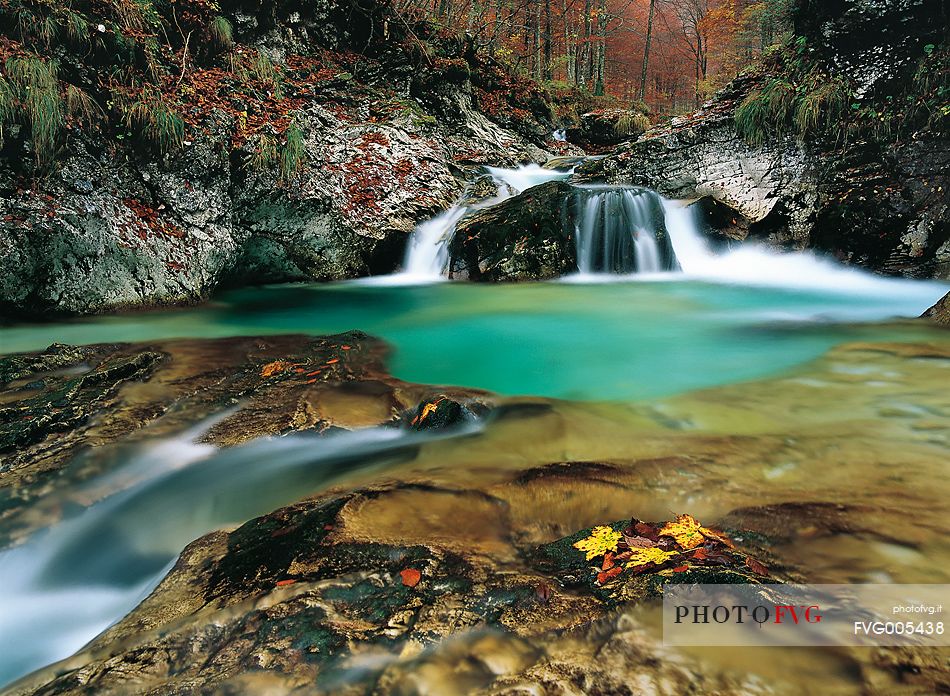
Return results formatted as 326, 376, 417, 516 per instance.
448, 180, 577, 281
0, 334, 491, 548
405, 395, 488, 431
922, 291, 950, 326
530, 515, 772, 606
689, 195, 752, 247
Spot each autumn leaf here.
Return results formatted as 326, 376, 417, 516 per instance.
672, 565, 689, 573
625, 546, 678, 569
602, 552, 615, 571
260, 360, 289, 378
276, 579, 296, 587
596, 566, 623, 585
659, 514, 708, 550
400, 568, 421, 587
573, 525, 622, 561
745, 557, 769, 576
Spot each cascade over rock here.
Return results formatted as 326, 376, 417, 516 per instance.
448, 182, 679, 281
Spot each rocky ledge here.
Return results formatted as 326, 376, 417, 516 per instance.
0, 0, 568, 318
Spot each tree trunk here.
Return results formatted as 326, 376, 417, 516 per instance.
543, 0, 553, 80
638, 0, 655, 102
594, 0, 607, 95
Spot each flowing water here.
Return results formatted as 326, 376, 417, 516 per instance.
1, 166, 949, 692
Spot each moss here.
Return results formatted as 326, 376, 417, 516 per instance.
735, 36, 948, 146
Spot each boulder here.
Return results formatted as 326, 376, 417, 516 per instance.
449, 180, 577, 281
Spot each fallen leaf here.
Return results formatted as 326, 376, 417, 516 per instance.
602, 552, 615, 571
573, 525, 623, 561
326, 358, 340, 364
260, 360, 289, 378
672, 564, 689, 572
400, 568, 421, 587
276, 579, 296, 587
745, 557, 769, 576
659, 514, 706, 550
624, 546, 678, 569
596, 566, 623, 584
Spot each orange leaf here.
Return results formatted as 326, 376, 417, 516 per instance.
260, 360, 288, 378
276, 579, 296, 587
672, 565, 689, 572
326, 358, 340, 364
596, 566, 623, 584
602, 552, 615, 571
400, 568, 421, 587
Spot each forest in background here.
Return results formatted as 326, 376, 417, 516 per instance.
398, 0, 794, 116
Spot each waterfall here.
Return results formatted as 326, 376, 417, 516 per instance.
571, 186, 679, 275
400, 205, 468, 280
398, 164, 572, 280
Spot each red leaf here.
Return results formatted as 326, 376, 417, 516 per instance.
672, 565, 689, 573
596, 566, 623, 584
400, 568, 422, 587
745, 557, 769, 576
602, 552, 615, 571
276, 579, 296, 587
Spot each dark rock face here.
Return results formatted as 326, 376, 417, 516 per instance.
923, 291, 950, 325
567, 109, 651, 151
449, 181, 577, 281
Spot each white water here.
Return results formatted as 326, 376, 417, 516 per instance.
573, 186, 674, 274
552, 129, 567, 142
660, 199, 947, 298
0, 420, 483, 688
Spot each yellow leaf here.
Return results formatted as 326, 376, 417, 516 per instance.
573, 525, 622, 561
659, 514, 708, 550
625, 546, 677, 568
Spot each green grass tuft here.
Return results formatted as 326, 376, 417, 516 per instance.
121, 87, 184, 153
280, 122, 305, 180
209, 16, 234, 50
613, 111, 651, 136
4, 56, 64, 165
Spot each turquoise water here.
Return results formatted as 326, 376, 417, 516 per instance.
3, 279, 946, 401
